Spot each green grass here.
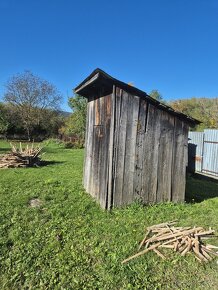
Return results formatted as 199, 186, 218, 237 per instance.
0, 140, 218, 289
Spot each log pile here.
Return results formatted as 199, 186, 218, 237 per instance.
122, 221, 218, 264
0, 143, 43, 168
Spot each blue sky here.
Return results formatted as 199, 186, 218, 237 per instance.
0, 0, 218, 111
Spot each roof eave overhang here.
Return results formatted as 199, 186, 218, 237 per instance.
74, 68, 201, 126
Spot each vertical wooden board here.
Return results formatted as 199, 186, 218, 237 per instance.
96, 96, 104, 206
90, 99, 99, 198
171, 118, 187, 202
141, 104, 161, 204
122, 94, 140, 204
98, 94, 112, 209
83, 93, 113, 209
182, 123, 189, 200
156, 112, 175, 202
107, 87, 116, 209
113, 90, 129, 207
134, 99, 148, 201
85, 98, 95, 194
184, 123, 189, 169
83, 99, 90, 189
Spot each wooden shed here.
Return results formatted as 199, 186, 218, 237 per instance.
74, 68, 199, 209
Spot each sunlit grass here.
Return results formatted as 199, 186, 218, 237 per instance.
0, 140, 218, 289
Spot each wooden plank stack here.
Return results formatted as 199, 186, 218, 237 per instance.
0, 143, 43, 168
122, 221, 218, 264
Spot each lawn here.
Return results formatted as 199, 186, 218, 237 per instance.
0, 140, 218, 289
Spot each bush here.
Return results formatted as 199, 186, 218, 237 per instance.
64, 140, 84, 149
64, 142, 74, 149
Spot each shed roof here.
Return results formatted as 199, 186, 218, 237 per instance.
74, 68, 200, 126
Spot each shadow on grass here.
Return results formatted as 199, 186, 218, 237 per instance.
185, 172, 218, 203
0, 148, 10, 154
40, 160, 65, 166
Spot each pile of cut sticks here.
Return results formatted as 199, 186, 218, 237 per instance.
0, 143, 43, 168
122, 221, 218, 264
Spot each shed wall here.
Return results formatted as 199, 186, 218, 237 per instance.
83, 93, 113, 208
84, 87, 189, 209
112, 88, 188, 207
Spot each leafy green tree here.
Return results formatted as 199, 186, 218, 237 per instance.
149, 90, 163, 101
0, 103, 9, 135
60, 95, 87, 146
169, 98, 218, 130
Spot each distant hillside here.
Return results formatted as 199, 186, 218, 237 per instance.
169, 97, 218, 130
58, 110, 71, 117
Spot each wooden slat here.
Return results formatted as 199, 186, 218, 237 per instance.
91, 99, 100, 199
122, 94, 140, 204
171, 119, 188, 202
113, 89, 129, 206
141, 104, 161, 203
156, 112, 175, 202
107, 86, 116, 209
83, 98, 90, 189
85, 97, 94, 194
134, 99, 148, 201
99, 94, 112, 209
97, 96, 105, 207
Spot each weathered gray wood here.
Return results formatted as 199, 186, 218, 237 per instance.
156, 112, 175, 202
171, 119, 188, 202
85, 97, 95, 195
84, 86, 189, 209
141, 104, 161, 203
181, 122, 189, 200
98, 94, 112, 209
134, 99, 148, 201
107, 86, 116, 209
90, 99, 98, 198
83, 98, 90, 189
113, 89, 128, 207
122, 94, 140, 204
85, 94, 113, 208
97, 96, 104, 207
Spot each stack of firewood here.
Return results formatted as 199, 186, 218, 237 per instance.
122, 221, 218, 264
0, 143, 43, 168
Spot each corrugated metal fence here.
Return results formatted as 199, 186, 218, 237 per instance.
188, 129, 218, 177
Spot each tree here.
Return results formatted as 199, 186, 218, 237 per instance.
0, 103, 9, 135
60, 95, 87, 146
149, 90, 163, 101
169, 97, 218, 130
4, 71, 62, 140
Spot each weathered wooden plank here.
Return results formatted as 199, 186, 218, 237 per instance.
84, 100, 93, 192
171, 119, 187, 202
141, 104, 161, 203
134, 99, 148, 201
86, 99, 95, 196
91, 99, 100, 199
98, 94, 112, 209
156, 112, 175, 202
113, 89, 128, 207
97, 96, 104, 207
122, 94, 140, 204
107, 86, 116, 209
83, 98, 90, 190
